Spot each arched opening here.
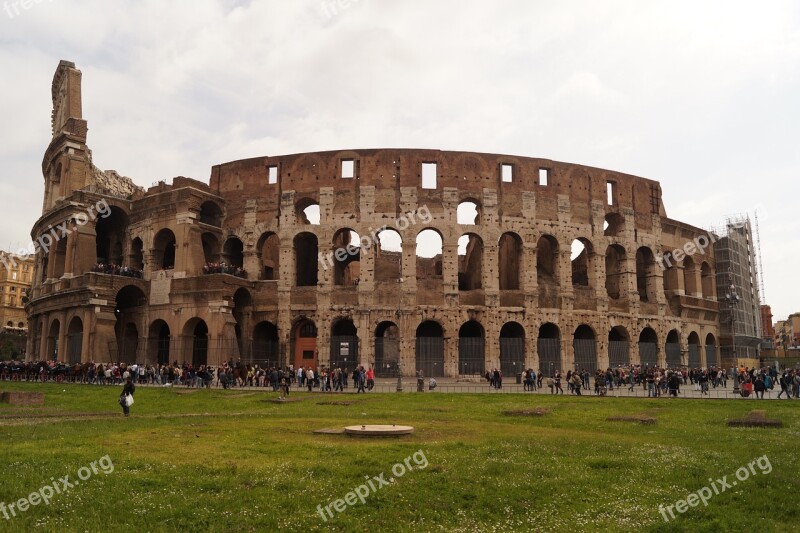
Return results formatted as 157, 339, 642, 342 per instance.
130, 237, 144, 271
457, 200, 480, 225
115, 286, 146, 362
665, 329, 681, 368
537, 235, 559, 307
294, 232, 319, 286
458, 320, 485, 376
52, 238, 67, 278
608, 326, 629, 368
95, 207, 128, 265
153, 228, 177, 270
604, 213, 624, 237
296, 199, 320, 225
687, 331, 701, 368
201, 232, 221, 265
222, 237, 244, 269
635, 247, 656, 302
683, 256, 698, 296
605, 244, 626, 299
457, 233, 483, 291
375, 229, 402, 282
293, 319, 317, 369
701, 262, 714, 298
573, 325, 597, 373
663, 260, 679, 296
47, 319, 60, 360
252, 321, 279, 369
258, 232, 280, 281
499, 322, 525, 377
415, 321, 444, 378
498, 232, 522, 290
537, 323, 561, 376
416, 229, 443, 283
182, 319, 208, 367
333, 229, 361, 286
66, 316, 83, 365
570, 238, 593, 287
232, 288, 252, 361
374, 321, 399, 377
199, 201, 223, 227
705, 333, 718, 367
638, 327, 658, 367
330, 319, 358, 370
148, 320, 170, 366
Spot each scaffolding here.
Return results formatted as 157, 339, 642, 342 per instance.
709, 215, 763, 364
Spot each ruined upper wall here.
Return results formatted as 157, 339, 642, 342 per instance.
210, 149, 667, 229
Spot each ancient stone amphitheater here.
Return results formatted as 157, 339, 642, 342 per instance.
25, 61, 720, 377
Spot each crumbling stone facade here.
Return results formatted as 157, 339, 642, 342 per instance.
26, 61, 720, 376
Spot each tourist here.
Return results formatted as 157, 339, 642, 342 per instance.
554, 371, 564, 394
366, 367, 375, 391
119, 377, 135, 417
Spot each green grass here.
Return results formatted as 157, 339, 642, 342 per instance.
0, 382, 798, 532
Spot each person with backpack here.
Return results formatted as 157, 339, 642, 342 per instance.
119, 377, 135, 417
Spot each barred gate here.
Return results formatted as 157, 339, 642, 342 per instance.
500, 337, 525, 377
251, 339, 280, 369
375, 337, 399, 377
688, 345, 701, 368
705, 344, 717, 367
415, 336, 444, 377
458, 337, 485, 375
665, 343, 681, 368
330, 335, 358, 370
66, 333, 82, 365
608, 340, 629, 368
573, 339, 598, 373
639, 342, 658, 367
537, 338, 561, 376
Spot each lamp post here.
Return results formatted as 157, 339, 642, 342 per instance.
723, 268, 741, 393
395, 362, 403, 392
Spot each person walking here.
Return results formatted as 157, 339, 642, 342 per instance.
119, 377, 135, 417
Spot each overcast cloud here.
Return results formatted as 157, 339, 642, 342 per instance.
1, 0, 797, 320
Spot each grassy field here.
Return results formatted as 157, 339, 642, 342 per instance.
0, 382, 798, 532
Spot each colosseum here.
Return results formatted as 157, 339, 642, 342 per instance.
25, 61, 721, 377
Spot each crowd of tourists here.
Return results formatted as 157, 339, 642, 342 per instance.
91, 263, 144, 278
2, 359, 798, 399
203, 262, 247, 278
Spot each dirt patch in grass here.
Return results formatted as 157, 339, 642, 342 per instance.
503, 408, 551, 417
728, 410, 782, 428
606, 414, 657, 425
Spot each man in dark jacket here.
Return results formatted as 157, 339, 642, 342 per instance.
119, 378, 135, 417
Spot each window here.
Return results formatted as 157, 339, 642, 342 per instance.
11, 272, 17, 280
422, 163, 437, 189
607, 181, 616, 205
267, 165, 278, 185
539, 168, 549, 186
341, 159, 354, 179
10, 287, 15, 293
501, 164, 513, 183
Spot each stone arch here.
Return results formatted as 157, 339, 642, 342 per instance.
116, 285, 146, 362
638, 327, 658, 367
415, 320, 444, 378
604, 213, 625, 237
182, 318, 209, 367
47, 318, 60, 360
704, 333, 718, 367
701, 262, 714, 298
683, 256, 698, 296
199, 200, 223, 227
252, 321, 279, 368
458, 320, 485, 376
222, 236, 244, 268
66, 316, 83, 365
687, 331, 701, 368
153, 228, 177, 270
570, 238, 593, 287
498, 232, 522, 291
374, 321, 400, 377
375, 229, 402, 282
605, 244, 626, 299
201, 232, 221, 265
95, 206, 129, 265
457, 199, 480, 225
148, 319, 171, 366
296, 197, 320, 225
573, 324, 597, 373
537, 235, 560, 307
330, 318, 358, 370
332, 228, 361, 286
665, 329, 681, 368
294, 232, 319, 286
537, 322, 561, 376
499, 322, 525, 377
257, 232, 280, 281
457, 233, 483, 291
608, 326, 630, 368
635, 247, 657, 302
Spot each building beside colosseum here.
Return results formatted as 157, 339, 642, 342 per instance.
25, 60, 721, 376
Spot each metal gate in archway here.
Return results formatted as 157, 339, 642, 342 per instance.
330, 336, 358, 371
415, 337, 444, 377
688, 345, 701, 368
705, 345, 717, 367
639, 342, 657, 367
537, 338, 561, 376
665, 343, 681, 368
458, 337, 485, 376
500, 337, 525, 377
375, 337, 399, 377
573, 339, 598, 373
608, 340, 629, 368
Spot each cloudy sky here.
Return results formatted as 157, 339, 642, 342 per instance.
1, 0, 798, 321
